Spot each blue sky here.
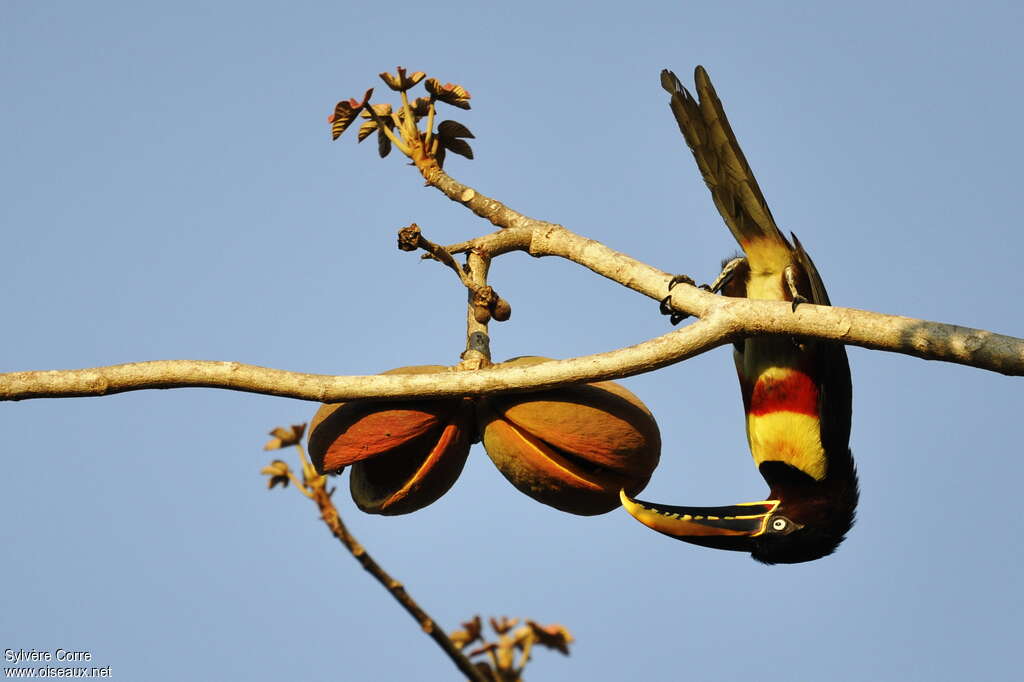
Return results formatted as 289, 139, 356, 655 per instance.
3, 1, 1022, 680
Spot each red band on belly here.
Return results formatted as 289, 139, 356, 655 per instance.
748, 370, 819, 417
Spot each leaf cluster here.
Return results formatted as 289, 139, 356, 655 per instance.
451, 615, 574, 681
328, 67, 475, 168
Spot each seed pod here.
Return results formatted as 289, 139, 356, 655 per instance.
490, 297, 511, 322
472, 305, 492, 324
478, 357, 661, 515
308, 365, 474, 515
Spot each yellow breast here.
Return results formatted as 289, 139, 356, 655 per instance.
744, 365, 827, 481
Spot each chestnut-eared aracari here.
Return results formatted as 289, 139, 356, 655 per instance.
621, 67, 859, 564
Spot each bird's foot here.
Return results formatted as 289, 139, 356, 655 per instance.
660, 274, 707, 325
784, 265, 808, 311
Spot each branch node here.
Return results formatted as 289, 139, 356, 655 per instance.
397, 223, 422, 251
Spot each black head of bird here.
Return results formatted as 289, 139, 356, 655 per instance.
622, 457, 859, 564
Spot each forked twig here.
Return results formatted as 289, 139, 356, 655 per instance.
262, 432, 487, 682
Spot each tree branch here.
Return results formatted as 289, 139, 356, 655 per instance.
3, 292, 1021, 403
263, 437, 488, 682
307, 471, 487, 682
415, 157, 555, 231
462, 249, 493, 367
4, 179, 1021, 403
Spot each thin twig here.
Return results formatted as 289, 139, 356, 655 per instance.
517, 636, 534, 674
398, 223, 474, 289
398, 224, 505, 358
292, 446, 487, 682
424, 97, 436, 153
364, 103, 411, 156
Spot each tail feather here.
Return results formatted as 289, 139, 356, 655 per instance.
663, 66, 790, 266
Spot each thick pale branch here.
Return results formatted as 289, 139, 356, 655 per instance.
416, 159, 556, 231
440, 223, 1024, 374
438, 225, 708, 314
0, 322, 722, 402
716, 299, 1024, 373
4, 190, 1021, 402
3, 296, 1021, 403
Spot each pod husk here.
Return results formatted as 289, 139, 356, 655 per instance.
307, 365, 473, 515
479, 357, 661, 515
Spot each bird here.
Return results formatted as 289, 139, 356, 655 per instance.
621, 66, 859, 564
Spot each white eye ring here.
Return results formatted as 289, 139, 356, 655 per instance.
770, 517, 789, 532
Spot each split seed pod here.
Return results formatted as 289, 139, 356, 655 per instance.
308, 365, 474, 515
478, 357, 661, 515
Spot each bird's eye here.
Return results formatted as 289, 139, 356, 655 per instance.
769, 516, 790, 533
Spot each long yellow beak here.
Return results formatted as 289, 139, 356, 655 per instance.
620, 490, 779, 551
